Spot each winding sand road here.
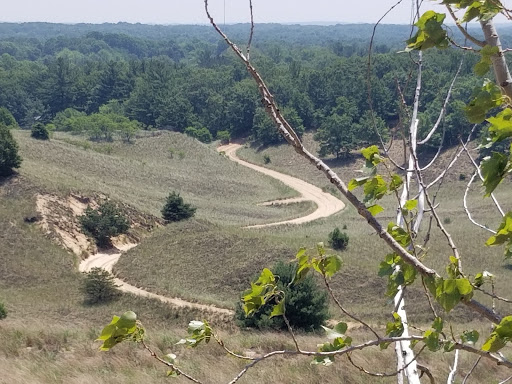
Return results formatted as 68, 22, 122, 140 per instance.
218, 143, 345, 228
79, 143, 345, 315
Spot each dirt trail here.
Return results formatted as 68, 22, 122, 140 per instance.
218, 143, 345, 228
79, 243, 233, 316
76, 144, 345, 316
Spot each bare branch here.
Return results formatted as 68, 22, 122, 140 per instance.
346, 345, 426, 378
462, 356, 482, 384
460, 139, 505, 217
204, 0, 502, 325
324, 275, 381, 340
246, 0, 254, 61
418, 54, 463, 148
445, 5, 486, 47
282, 312, 301, 352
447, 349, 459, 384
367, 0, 406, 162
500, 374, 512, 384
464, 171, 497, 233
425, 125, 478, 191
214, 333, 257, 361
141, 340, 203, 383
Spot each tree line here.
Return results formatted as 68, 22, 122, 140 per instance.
0, 23, 484, 155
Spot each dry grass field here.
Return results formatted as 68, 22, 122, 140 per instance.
2, 130, 512, 383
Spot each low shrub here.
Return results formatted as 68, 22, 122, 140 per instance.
328, 227, 349, 251
161, 192, 196, 222
263, 154, 271, 164
81, 268, 120, 304
0, 302, 7, 319
30, 122, 50, 140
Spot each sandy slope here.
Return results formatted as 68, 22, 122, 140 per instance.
218, 143, 345, 228
78, 143, 345, 314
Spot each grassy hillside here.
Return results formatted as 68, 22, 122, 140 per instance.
14, 130, 308, 226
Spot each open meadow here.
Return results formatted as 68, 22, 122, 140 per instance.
1, 127, 512, 383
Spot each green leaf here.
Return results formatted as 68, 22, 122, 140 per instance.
311, 255, 343, 278
487, 108, 512, 143
404, 199, 418, 211
461, 330, 479, 345
481, 152, 511, 196
406, 11, 448, 51
321, 322, 348, 340
367, 204, 384, 216
386, 313, 404, 337
465, 80, 504, 123
389, 174, 403, 192
475, 45, 499, 76
482, 333, 508, 352
424, 330, 441, 352
486, 212, 512, 259
432, 317, 444, 333
270, 299, 285, 318
361, 145, 381, 165
363, 175, 388, 203
348, 177, 369, 191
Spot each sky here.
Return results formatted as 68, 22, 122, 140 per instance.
0, 0, 454, 25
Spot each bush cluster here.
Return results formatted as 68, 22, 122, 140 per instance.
79, 201, 130, 247
235, 261, 328, 331
30, 122, 50, 140
161, 192, 196, 222
0, 123, 22, 176
184, 126, 213, 143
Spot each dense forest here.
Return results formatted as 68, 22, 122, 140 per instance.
0, 22, 504, 155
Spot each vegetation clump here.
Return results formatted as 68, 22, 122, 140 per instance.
0, 123, 22, 176
235, 261, 328, 331
328, 227, 349, 251
79, 201, 130, 247
81, 268, 120, 304
184, 126, 213, 143
0, 302, 7, 320
30, 122, 50, 140
216, 130, 230, 144
161, 192, 196, 222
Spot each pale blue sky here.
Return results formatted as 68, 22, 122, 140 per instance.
0, 1, 454, 25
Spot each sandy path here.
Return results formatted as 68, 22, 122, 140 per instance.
218, 143, 345, 228
79, 144, 345, 315
79, 244, 233, 315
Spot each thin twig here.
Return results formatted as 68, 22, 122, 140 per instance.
246, 0, 254, 62
464, 171, 497, 233
141, 340, 203, 383
324, 275, 381, 340
367, 0, 406, 163
346, 345, 426, 378
282, 312, 301, 351
499, 374, 512, 384
445, 5, 486, 47
460, 139, 505, 217
462, 356, 482, 384
447, 349, 460, 384
214, 333, 257, 361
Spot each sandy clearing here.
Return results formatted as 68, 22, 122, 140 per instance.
218, 143, 345, 228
